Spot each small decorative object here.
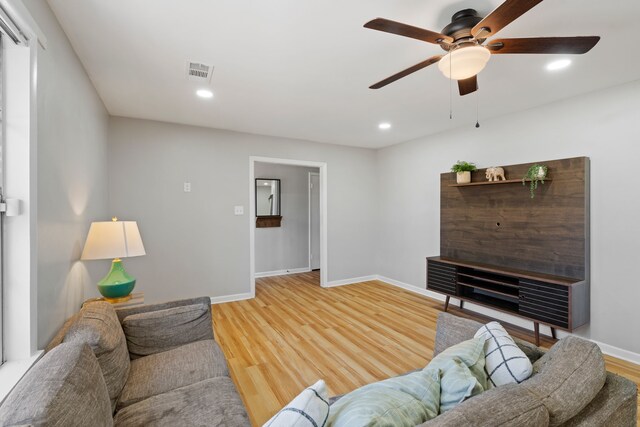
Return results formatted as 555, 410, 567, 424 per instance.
485, 167, 506, 182
81, 217, 146, 302
523, 164, 548, 198
451, 160, 477, 184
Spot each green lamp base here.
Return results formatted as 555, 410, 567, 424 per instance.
97, 259, 136, 301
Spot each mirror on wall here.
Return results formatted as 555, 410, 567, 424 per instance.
255, 179, 281, 227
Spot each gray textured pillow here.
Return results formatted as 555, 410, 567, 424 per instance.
63, 301, 130, 412
122, 303, 213, 359
523, 336, 606, 426
0, 342, 112, 426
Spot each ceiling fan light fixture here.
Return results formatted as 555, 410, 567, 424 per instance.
546, 59, 571, 71
438, 46, 491, 80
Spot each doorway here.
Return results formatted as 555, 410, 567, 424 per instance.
249, 157, 328, 296
308, 172, 320, 271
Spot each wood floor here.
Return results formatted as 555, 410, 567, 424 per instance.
212, 271, 640, 426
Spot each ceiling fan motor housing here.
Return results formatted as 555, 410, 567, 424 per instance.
441, 9, 483, 44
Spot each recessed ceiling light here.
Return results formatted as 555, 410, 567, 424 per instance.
378, 122, 391, 130
196, 89, 214, 98
546, 59, 571, 71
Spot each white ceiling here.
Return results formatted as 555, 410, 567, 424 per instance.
47, 0, 640, 149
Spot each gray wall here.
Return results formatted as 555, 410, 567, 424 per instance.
377, 79, 640, 355
23, 0, 110, 349
108, 117, 377, 302
254, 163, 319, 274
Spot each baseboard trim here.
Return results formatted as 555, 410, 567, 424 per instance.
209, 292, 254, 305
255, 268, 311, 278
324, 275, 378, 288
376, 275, 640, 366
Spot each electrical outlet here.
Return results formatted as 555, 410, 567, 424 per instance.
234, 206, 244, 215
184, 182, 191, 192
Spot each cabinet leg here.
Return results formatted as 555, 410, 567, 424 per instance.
444, 296, 450, 312
459, 300, 464, 309
551, 327, 556, 340
534, 322, 540, 346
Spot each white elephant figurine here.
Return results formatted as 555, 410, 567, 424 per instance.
486, 167, 506, 182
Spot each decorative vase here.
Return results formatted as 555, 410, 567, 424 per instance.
456, 171, 471, 184
535, 166, 547, 179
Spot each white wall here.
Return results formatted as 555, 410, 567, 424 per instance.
254, 163, 319, 274
108, 117, 377, 303
22, 0, 110, 349
377, 79, 640, 355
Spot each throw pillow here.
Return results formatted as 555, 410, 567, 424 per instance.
327, 369, 440, 427
427, 337, 487, 413
474, 321, 533, 388
264, 380, 330, 427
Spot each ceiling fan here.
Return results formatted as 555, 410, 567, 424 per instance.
364, 0, 600, 96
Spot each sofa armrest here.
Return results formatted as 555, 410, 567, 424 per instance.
117, 297, 214, 359
560, 372, 637, 427
115, 296, 212, 324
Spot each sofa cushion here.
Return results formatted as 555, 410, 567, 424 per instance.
474, 322, 533, 387
122, 303, 213, 359
428, 337, 487, 412
117, 339, 229, 409
0, 343, 112, 427
523, 336, 606, 426
63, 301, 130, 412
327, 369, 441, 427
418, 383, 549, 427
113, 377, 249, 427
264, 380, 329, 427
433, 313, 545, 364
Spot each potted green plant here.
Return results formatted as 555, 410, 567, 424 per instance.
451, 161, 477, 184
522, 164, 548, 198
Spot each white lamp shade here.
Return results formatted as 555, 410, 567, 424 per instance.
81, 221, 146, 260
438, 46, 491, 80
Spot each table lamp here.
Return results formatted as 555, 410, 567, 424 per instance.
81, 217, 146, 302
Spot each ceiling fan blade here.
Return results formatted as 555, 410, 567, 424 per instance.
364, 18, 453, 45
370, 56, 442, 89
472, 0, 543, 38
458, 75, 478, 96
487, 37, 600, 54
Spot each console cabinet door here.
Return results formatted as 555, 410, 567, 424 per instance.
519, 280, 569, 329
427, 261, 456, 296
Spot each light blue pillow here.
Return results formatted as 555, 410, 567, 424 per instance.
327, 369, 440, 427
427, 337, 487, 413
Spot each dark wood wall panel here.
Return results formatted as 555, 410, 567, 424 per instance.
440, 157, 589, 280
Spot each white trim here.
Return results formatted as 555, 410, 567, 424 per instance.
376, 275, 447, 302
209, 292, 254, 305
0, 350, 43, 403
308, 171, 320, 271
249, 156, 328, 293
324, 275, 378, 288
255, 267, 311, 278
591, 339, 640, 366
376, 275, 640, 366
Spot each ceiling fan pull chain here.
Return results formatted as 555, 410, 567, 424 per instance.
475, 90, 480, 128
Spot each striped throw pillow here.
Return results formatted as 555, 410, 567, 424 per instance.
264, 380, 329, 427
474, 322, 533, 388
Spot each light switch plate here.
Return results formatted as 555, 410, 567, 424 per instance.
234, 205, 244, 215
183, 182, 191, 192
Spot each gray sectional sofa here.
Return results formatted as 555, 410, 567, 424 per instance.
0, 297, 250, 427
336, 312, 637, 426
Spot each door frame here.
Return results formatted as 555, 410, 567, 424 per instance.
308, 172, 320, 271
249, 157, 328, 295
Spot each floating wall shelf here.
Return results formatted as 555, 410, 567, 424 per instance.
448, 178, 552, 187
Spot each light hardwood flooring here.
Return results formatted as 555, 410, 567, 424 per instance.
212, 271, 639, 426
